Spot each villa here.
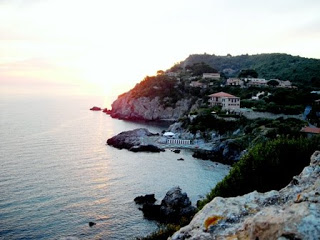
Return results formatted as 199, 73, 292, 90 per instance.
208, 91, 240, 110
226, 78, 244, 86
246, 78, 268, 87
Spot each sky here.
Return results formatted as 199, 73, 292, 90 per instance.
1, 0, 320, 103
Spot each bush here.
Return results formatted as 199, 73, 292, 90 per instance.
198, 136, 320, 209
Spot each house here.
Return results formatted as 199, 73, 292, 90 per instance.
202, 73, 220, 80
279, 80, 293, 88
300, 126, 320, 137
208, 92, 240, 110
190, 81, 207, 88
246, 78, 268, 87
226, 78, 244, 86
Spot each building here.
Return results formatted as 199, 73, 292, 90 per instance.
202, 73, 220, 80
245, 78, 267, 87
226, 78, 244, 86
208, 92, 240, 110
190, 81, 207, 88
300, 126, 320, 138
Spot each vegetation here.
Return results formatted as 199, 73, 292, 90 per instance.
185, 62, 218, 76
238, 69, 258, 78
181, 53, 320, 85
136, 224, 180, 240
197, 136, 320, 209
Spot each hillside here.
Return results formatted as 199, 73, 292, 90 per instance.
110, 53, 320, 121
178, 53, 320, 85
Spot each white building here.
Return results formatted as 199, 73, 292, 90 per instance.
208, 92, 240, 110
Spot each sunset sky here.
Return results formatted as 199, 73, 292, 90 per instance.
1, 0, 320, 101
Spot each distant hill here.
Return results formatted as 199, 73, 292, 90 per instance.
176, 53, 320, 85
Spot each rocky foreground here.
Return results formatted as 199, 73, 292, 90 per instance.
170, 151, 320, 240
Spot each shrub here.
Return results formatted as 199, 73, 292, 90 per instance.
198, 136, 320, 209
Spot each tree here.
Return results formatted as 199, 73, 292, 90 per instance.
238, 69, 258, 78
267, 79, 280, 87
157, 70, 165, 75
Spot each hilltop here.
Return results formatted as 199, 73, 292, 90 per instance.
178, 53, 320, 85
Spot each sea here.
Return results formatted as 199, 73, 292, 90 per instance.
0, 94, 230, 240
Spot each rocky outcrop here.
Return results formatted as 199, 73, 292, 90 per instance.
170, 151, 320, 240
135, 187, 196, 223
106, 128, 163, 152
90, 106, 101, 111
192, 139, 244, 164
110, 94, 193, 121
134, 194, 157, 205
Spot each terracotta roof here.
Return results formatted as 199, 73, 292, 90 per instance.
300, 127, 320, 134
208, 92, 237, 98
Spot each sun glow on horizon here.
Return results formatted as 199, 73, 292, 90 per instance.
1, 0, 320, 98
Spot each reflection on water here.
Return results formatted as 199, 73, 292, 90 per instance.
0, 95, 230, 239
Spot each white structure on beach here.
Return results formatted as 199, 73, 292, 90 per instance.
167, 139, 191, 145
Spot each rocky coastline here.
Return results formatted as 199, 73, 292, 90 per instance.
169, 151, 320, 240
109, 95, 196, 121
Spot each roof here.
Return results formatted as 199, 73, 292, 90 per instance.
208, 92, 237, 98
163, 132, 175, 136
300, 127, 320, 134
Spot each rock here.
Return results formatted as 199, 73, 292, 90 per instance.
169, 151, 320, 240
137, 186, 196, 223
88, 222, 96, 227
177, 158, 184, 161
90, 106, 101, 111
172, 149, 181, 153
159, 187, 196, 223
107, 128, 162, 152
134, 194, 157, 205
129, 144, 164, 153
102, 108, 111, 114
192, 139, 243, 164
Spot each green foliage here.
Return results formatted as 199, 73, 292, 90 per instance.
267, 79, 280, 87
238, 69, 258, 78
182, 53, 320, 84
186, 112, 239, 134
185, 62, 218, 76
198, 137, 320, 209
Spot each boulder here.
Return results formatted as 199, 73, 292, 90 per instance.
136, 187, 196, 223
192, 139, 243, 164
88, 222, 96, 227
159, 187, 196, 223
170, 151, 320, 240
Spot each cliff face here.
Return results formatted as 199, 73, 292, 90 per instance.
170, 151, 320, 240
110, 94, 193, 121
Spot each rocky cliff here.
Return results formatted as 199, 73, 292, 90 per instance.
170, 151, 320, 240
110, 94, 194, 121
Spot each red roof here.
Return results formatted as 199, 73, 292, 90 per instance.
300, 127, 320, 134
208, 92, 237, 98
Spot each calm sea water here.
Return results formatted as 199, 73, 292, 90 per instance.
0, 95, 230, 240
